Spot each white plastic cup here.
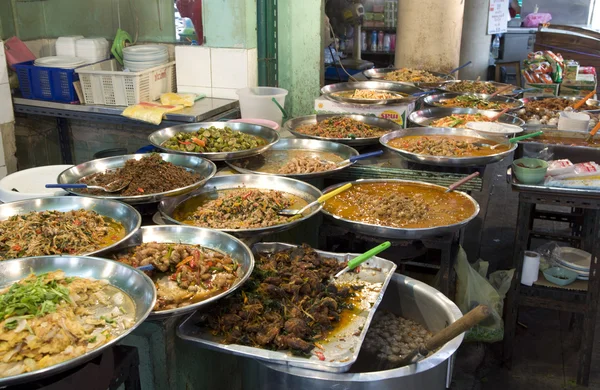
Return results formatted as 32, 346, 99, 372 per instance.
521, 251, 541, 286
236, 87, 288, 126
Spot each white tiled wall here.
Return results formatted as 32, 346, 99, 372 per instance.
175, 46, 258, 100
0, 41, 11, 177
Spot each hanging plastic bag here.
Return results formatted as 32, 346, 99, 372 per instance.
455, 248, 512, 343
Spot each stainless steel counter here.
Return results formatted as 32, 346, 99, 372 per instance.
12, 97, 240, 124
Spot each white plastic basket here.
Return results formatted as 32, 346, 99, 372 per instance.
76, 59, 176, 106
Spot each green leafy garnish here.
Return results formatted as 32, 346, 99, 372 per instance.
100, 316, 115, 324
0, 274, 71, 323
88, 336, 97, 343
4, 319, 17, 330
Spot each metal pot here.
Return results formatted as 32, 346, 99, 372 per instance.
252, 273, 464, 389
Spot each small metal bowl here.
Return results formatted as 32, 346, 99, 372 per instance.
0, 196, 141, 257
0, 255, 155, 386
57, 153, 217, 205
225, 138, 359, 180
102, 225, 254, 320
423, 93, 524, 111
321, 81, 424, 105
158, 174, 322, 238
148, 122, 280, 161
285, 114, 402, 146
408, 107, 525, 128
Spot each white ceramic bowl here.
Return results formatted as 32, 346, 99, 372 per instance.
0, 165, 73, 203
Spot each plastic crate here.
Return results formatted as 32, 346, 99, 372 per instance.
76, 60, 176, 106
13, 61, 80, 103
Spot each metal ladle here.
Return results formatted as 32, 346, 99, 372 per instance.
46, 178, 132, 193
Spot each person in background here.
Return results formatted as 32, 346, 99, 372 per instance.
509, 0, 521, 18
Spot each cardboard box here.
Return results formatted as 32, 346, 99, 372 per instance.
560, 74, 597, 97
523, 82, 560, 97
314, 96, 414, 127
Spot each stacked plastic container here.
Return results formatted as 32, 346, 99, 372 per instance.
75, 38, 110, 63
55, 36, 84, 57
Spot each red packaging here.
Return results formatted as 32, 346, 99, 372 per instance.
579, 66, 597, 75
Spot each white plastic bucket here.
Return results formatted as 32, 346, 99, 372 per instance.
236, 87, 288, 126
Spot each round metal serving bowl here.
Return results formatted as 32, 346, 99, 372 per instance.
362, 67, 454, 88
101, 225, 254, 320
320, 81, 424, 105
285, 114, 402, 147
321, 179, 480, 239
225, 138, 359, 180
57, 153, 217, 205
518, 96, 600, 130
0, 196, 141, 257
148, 122, 280, 161
437, 80, 522, 97
408, 107, 525, 128
380, 127, 517, 167
158, 174, 323, 238
423, 92, 524, 111
0, 255, 155, 387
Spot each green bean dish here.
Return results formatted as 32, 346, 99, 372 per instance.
162, 126, 267, 153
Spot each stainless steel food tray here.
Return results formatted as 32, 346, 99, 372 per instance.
177, 242, 397, 373
423, 93, 523, 111
437, 80, 523, 97
158, 174, 322, 238
362, 68, 454, 88
0, 255, 156, 387
148, 122, 280, 161
508, 167, 600, 196
321, 179, 480, 239
101, 225, 254, 320
0, 196, 141, 257
284, 114, 402, 146
321, 81, 423, 105
225, 138, 359, 180
57, 153, 217, 205
408, 107, 525, 128
380, 127, 517, 167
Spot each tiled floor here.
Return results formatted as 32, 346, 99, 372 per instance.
456, 160, 600, 389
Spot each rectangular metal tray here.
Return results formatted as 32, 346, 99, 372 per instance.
176, 242, 397, 373
508, 167, 600, 196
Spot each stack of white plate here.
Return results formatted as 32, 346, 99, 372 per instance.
122, 45, 169, 72
34, 56, 87, 69
557, 247, 591, 280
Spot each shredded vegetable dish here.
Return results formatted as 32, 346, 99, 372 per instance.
382, 68, 444, 83
162, 126, 266, 153
296, 117, 388, 139
114, 243, 240, 311
438, 95, 516, 110
324, 182, 477, 229
446, 81, 498, 94
387, 135, 508, 157
174, 188, 308, 229
333, 90, 401, 100
201, 245, 362, 355
79, 154, 201, 196
0, 210, 125, 260
430, 113, 491, 128
0, 271, 135, 378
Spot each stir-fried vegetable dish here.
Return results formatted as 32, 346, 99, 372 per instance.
382, 68, 444, 83
446, 81, 498, 94
324, 182, 477, 229
278, 156, 338, 174
175, 188, 306, 229
0, 210, 125, 260
0, 271, 135, 378
202, 245, 362, 355
114, 243, 240, 311
430, 113, 491, 128
387, 135, 509, 157
333, 90, 401, 100
296, 117, 388, 139
79, 154, 201, 196
438, 95, 516, 110
162, 126, 266, 153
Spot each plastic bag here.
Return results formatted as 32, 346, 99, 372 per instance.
535, 241, 562, 270
160, 93, 198, 107
522, 13, 552, 28
121, 102, 183, 125
455, 248, 514, 343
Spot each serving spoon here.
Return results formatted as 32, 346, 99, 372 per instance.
472, 131, 543, 150
445, 172, 480, 193
46, 178, 132, 193
278, 183, 352, 217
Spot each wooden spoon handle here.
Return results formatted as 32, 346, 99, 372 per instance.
489, 85, 514, 98
423, 305, 490, 353
573, 90, 597, 110
490, 107, 511, 122
590, 121, 600, 137
446, 172, 480, 192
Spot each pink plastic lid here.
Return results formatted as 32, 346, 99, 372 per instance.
4, 37, 36, 70
227, 118, 280, 131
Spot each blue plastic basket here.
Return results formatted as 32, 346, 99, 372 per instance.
13, 60, 80, 103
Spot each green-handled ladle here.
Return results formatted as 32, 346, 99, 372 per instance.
474, 131, 544, 149
272, 98, 289, 120
334, 241, 392, 278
